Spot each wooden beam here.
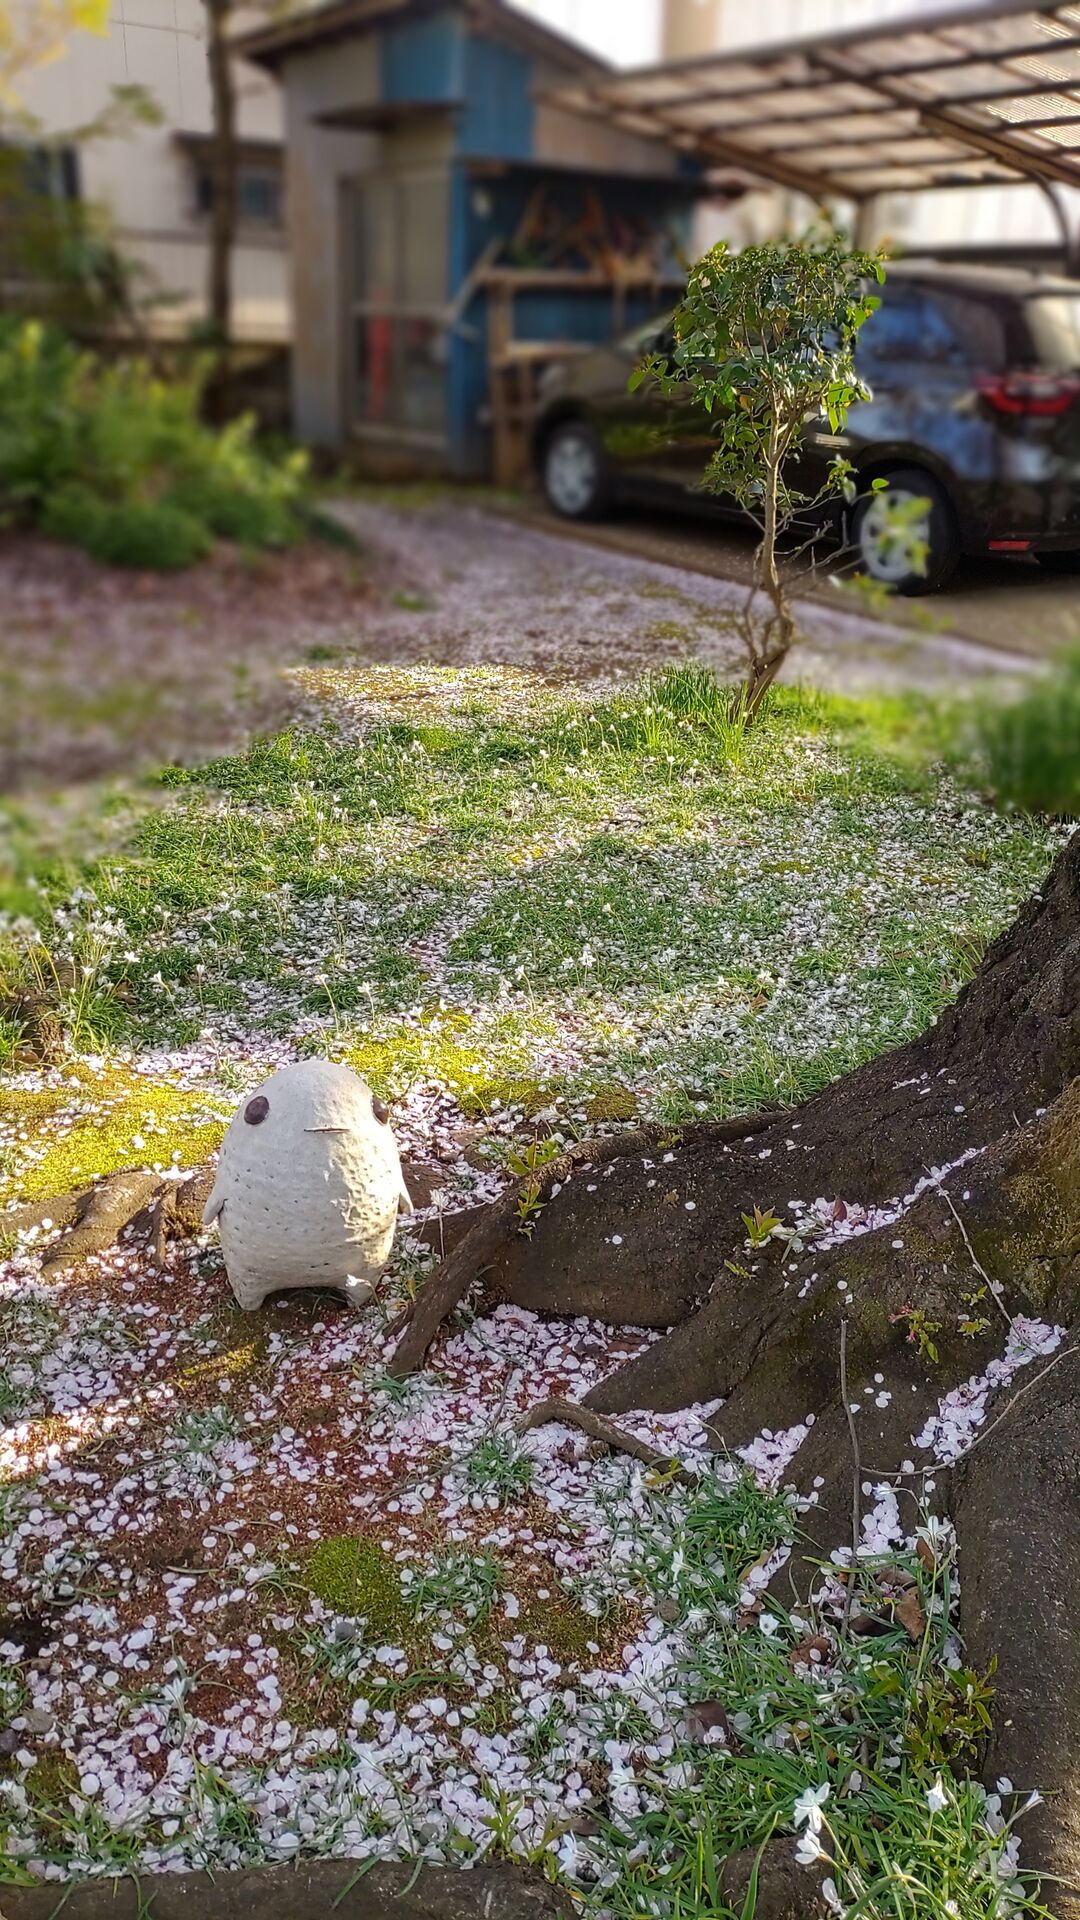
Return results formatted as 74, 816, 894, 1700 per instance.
614, 24, 1080, 118
766, 125, 966, 157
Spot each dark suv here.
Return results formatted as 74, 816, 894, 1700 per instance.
531, 261, 1080, 593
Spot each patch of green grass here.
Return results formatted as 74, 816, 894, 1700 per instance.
0, 1293, 61, 1422
465, 1434, 535, 1504
1, 662, 1055, 1153
595, 1467, 1049, 1920
404, 1547, 501, 1624
343, 1016, 557, 1117
945, 647, 1080, 819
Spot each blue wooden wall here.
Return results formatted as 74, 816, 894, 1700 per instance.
460, 37, 533, 158
379, 8, 462, 103
365, 4, 696, 474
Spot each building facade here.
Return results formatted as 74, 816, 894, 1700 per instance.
243, 0, 705, 471
13, 1, 289, 344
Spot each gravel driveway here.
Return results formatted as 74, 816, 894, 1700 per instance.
0, 498, 1032, 795
323, 496, 1035, 692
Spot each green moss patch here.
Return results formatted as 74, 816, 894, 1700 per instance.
518, 1592, 603, 1666
344, 1019, 559, 1119
584, 1085, 639, 1125
304, 1535, 412, 1642
0, 1066, 229, 1203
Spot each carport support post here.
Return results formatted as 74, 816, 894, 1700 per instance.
853, 194, 882, 252
1036, 179, 1080, 278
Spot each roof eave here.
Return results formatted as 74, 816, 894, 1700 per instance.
236, 0, 611, 77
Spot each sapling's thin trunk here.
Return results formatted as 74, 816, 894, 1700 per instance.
740, 406, 797, 719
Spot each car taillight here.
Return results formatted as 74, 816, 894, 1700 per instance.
977, 371, 1080, 417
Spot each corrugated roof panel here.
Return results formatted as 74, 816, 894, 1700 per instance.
549, 1, 1080, 200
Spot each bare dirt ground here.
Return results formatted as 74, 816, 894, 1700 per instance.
0, 498, 1038, 797
0, 534, 371, 791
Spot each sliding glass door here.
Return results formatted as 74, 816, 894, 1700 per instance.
345, 169, 449, 446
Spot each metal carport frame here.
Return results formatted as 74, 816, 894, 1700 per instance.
551, 1, 1080, 266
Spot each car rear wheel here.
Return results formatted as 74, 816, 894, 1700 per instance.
850, 467, 959, 595
541, 419, 611, 520
1037, 549, 1080, 575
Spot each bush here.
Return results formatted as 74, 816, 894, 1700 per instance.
42, 489, 212, 570
166, 470, 298, 550
953, 649, 1080, 818
0, 318, 308, 569
0, 323, 82, 514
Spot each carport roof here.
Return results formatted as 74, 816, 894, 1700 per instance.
550, 1, 1080, 203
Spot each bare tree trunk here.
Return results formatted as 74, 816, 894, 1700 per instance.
204, 0, 236, 418
741, 415, 797, 719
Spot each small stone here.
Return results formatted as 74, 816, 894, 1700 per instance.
19, 1709, 54, 1735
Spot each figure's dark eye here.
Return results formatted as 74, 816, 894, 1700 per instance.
244, 1096, 270, 1125
372, 1096, 390, 1125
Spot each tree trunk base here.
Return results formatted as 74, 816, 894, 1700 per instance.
387, 832, 1080, 1910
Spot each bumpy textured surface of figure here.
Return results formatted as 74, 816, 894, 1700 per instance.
202, 1060, 411, 1311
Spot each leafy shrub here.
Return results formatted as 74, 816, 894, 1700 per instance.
166, 470, 297, 550
0, 323, 82, 514
634, 231, 886, 715
0, 318, 308, 569
952, 650, 1080, 818
42, 485, 211, 570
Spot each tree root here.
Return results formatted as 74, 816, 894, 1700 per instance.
386, 1111, 783, 1378
514, 1395, 693, 1481
954, 1341, 1080, 1918
374, 830, 1080, 1908
2, 1163, 218, 1278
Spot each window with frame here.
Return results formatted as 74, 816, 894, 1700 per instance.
193, 155, 283, 227
857, 287, 966, 367
4, 144, 80, 203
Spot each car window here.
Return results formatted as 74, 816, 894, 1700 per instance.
620, 316, 674, 356
858, 288, 965, 367
928, 291, 1006, 372
1022, 294, 1080, 371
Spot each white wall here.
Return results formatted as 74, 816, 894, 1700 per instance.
14, 1, 289, 342
279, 37, 378, 445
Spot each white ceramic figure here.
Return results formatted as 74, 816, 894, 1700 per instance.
203, 1059, 412, 1311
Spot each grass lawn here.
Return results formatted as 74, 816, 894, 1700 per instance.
0, 662, 1059, 1913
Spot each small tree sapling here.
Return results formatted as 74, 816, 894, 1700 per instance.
631, 232, 888, 717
